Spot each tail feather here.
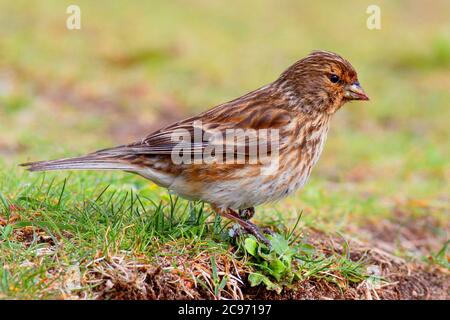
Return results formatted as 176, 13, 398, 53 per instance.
21, 155, 136, 172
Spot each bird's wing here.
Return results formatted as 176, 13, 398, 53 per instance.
92, 95, 293, 158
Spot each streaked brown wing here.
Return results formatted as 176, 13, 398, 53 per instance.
91, 92, 293, 158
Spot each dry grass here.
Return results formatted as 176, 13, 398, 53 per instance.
82, 244, 249, 300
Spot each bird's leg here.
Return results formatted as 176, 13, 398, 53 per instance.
238, 207, 255, 220
238, 207, 274, 235
212, 205, 271, 247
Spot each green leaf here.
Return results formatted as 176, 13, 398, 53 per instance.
268, 260, 286, 280
210, 256, 218, 282
1, 224, 13, 240
248, 273, 282, 293
262, 276, 282, 294
248, 272, 266, 286
218, 275, 228, 291
0, 192, 10, 216
297, 243, 316, 255
244, 237, 258, 256
257, 245, 276, 261
270, 233, 290, 256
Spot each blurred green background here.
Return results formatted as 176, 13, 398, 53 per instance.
0, 0, 449, 266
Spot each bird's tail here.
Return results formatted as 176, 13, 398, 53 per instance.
21, 155, 136, 172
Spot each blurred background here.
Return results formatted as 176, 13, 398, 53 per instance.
0, 0, 449, 260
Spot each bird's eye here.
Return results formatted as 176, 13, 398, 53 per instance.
329, 74, 340, 83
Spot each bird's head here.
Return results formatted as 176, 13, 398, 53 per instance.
277, 50, 369, 115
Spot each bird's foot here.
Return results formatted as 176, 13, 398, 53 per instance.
241, 221, 272, 248
229, 221, 271, 248
213, 206, 271, 248
261, 227, 275, 236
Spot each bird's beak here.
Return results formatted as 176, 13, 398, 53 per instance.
345, 82, 369, 101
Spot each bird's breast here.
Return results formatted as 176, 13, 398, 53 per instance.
277, 116, 331, 196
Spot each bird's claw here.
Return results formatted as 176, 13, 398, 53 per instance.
262, 227, 275, 236
229, 222, 272, 248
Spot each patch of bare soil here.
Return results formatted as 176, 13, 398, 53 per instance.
33, 78, 189, 143
12, 225, 55, 247
360, 207, 448, 257
101, 45, 180, 68
7, 68, 190, 144
0, 141, 27, 156
0, 205, 57, 247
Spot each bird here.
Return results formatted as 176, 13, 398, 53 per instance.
22, 50, 369, 246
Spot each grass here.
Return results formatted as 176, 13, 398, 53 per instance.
0, 174, 372, 299
0, 0, 449, 299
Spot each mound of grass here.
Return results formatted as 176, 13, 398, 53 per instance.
0, 174, 372, 299
2, 174, 447, 299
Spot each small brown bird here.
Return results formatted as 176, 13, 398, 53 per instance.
22, 50, 369, 245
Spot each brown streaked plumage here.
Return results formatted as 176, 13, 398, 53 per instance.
22, 50, 369, 246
